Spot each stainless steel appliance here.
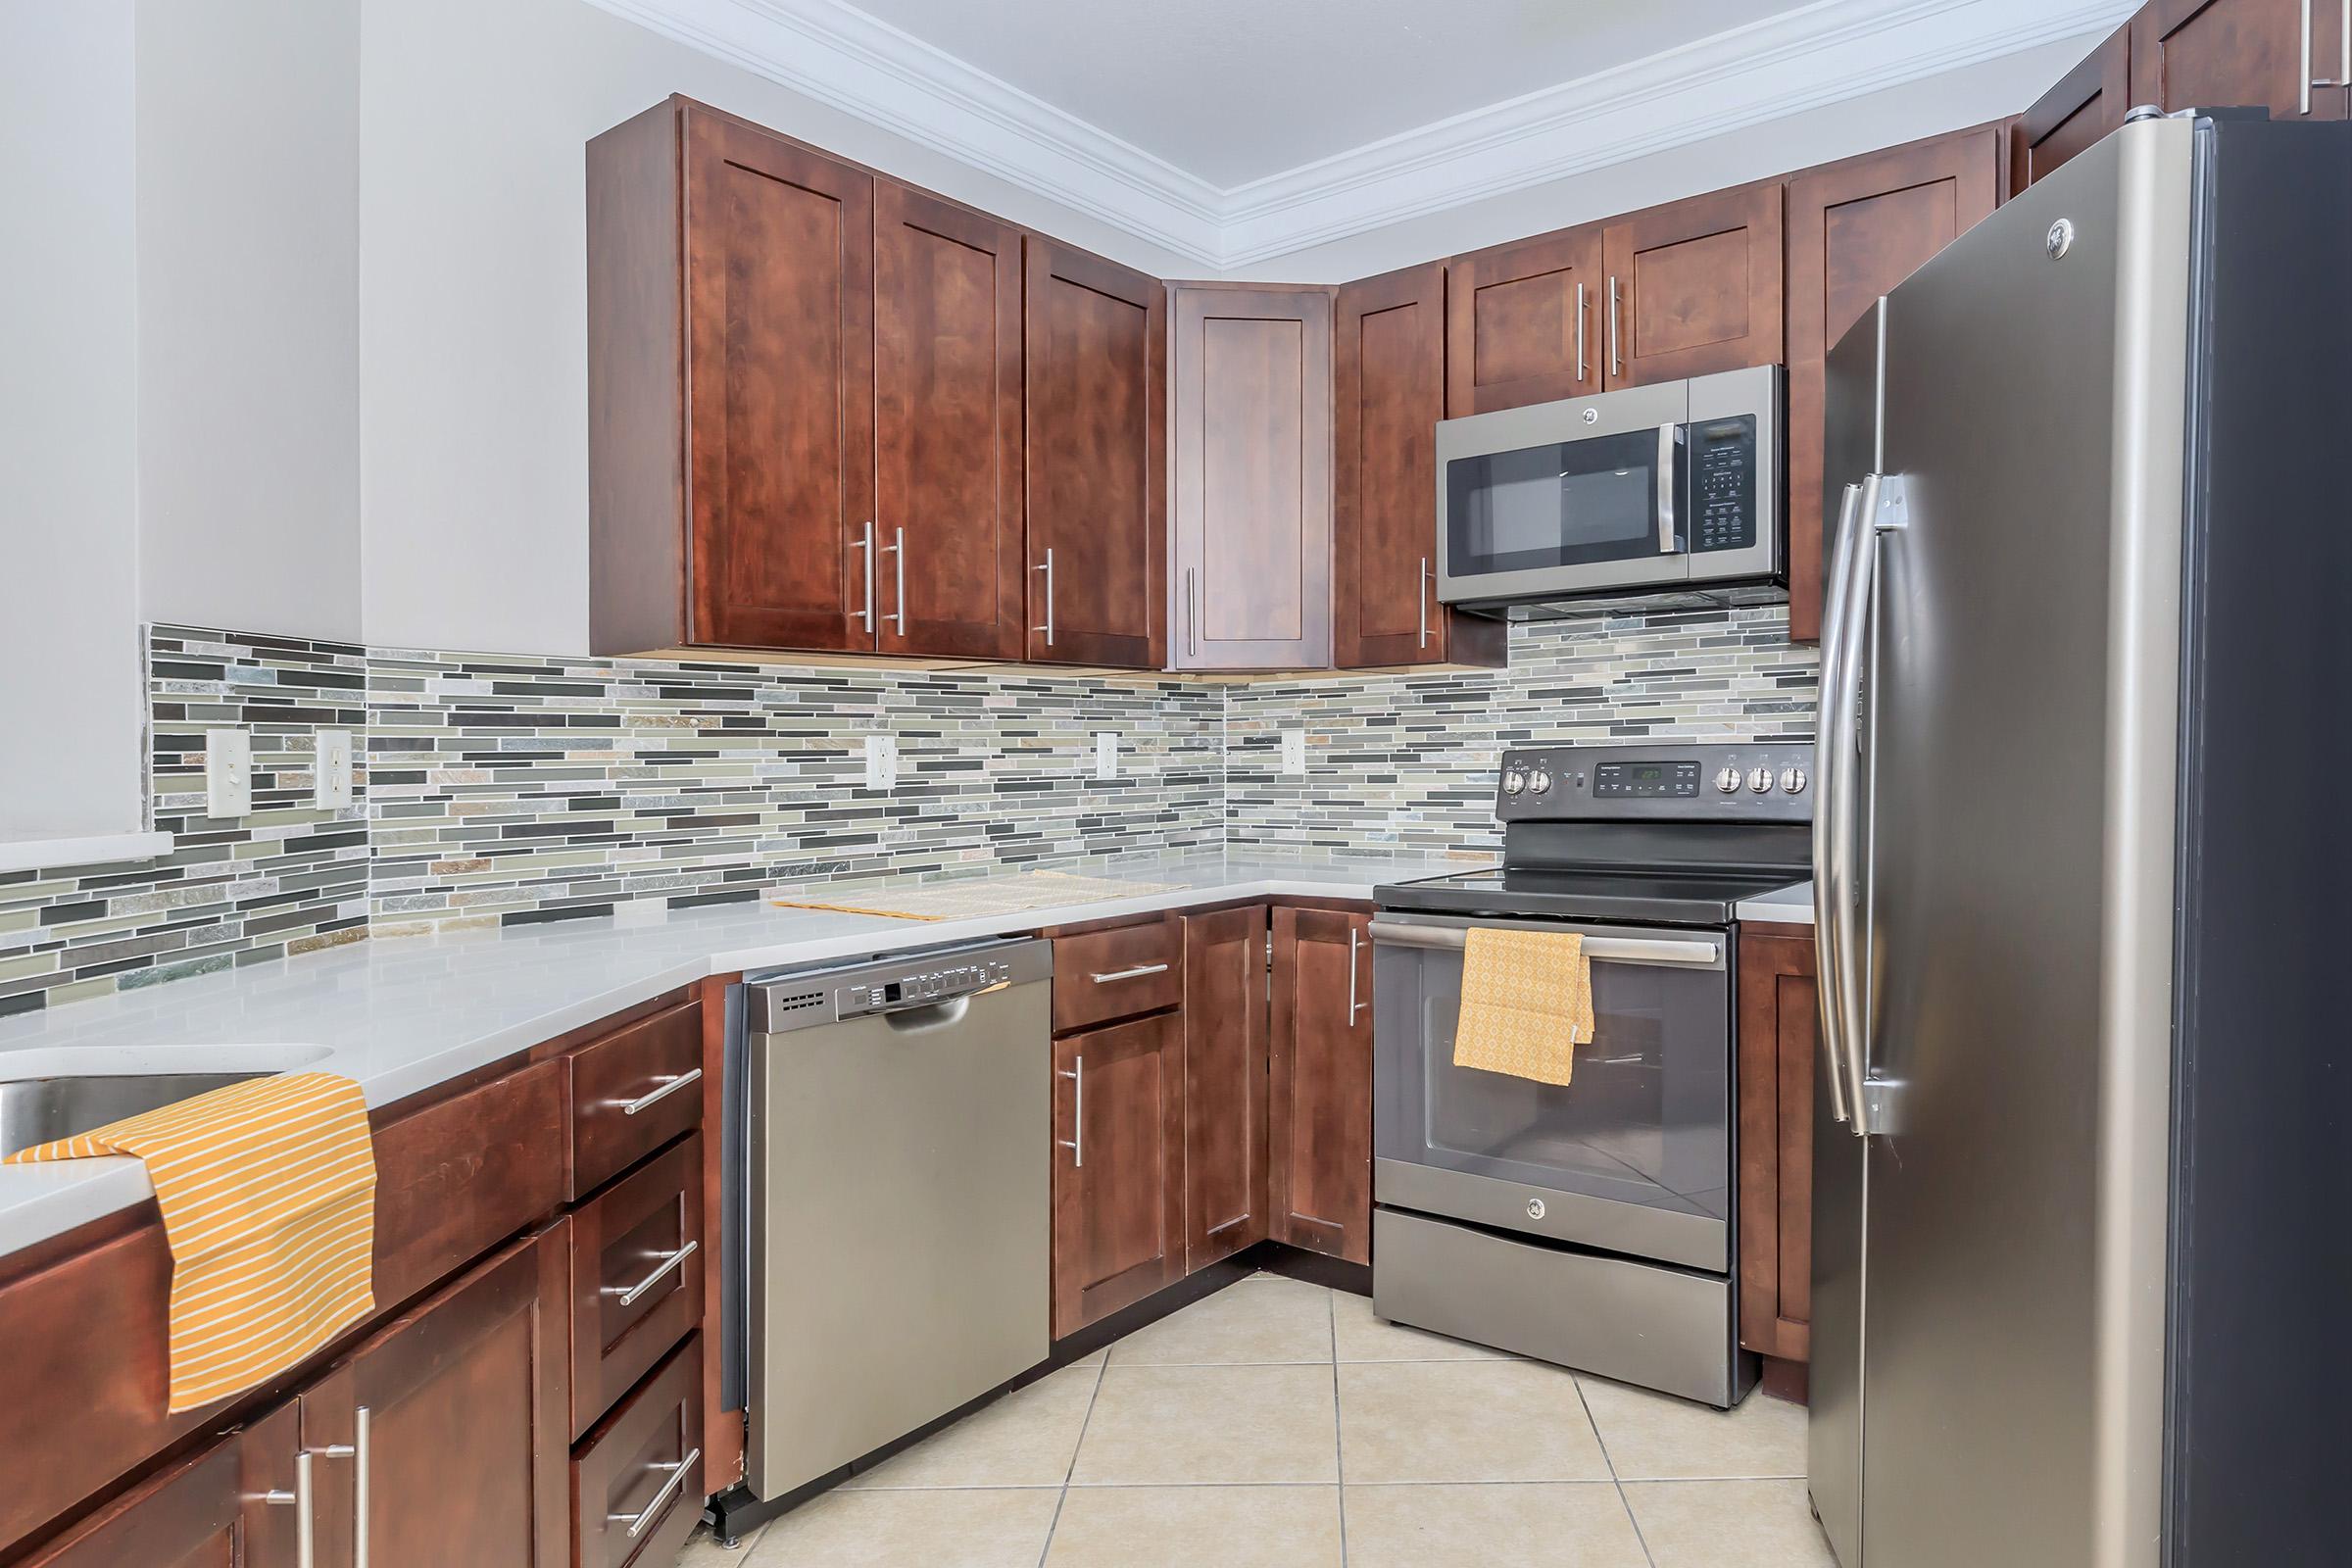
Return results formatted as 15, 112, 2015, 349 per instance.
1372, 741, 1811, 1406
1809, 110, 2352, 1567
741, 938, 1053, 1503
1435, 365, 1783, 616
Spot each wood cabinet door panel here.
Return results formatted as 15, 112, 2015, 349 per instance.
1051, 1013, 1184, 1336
2132, 0, 2345, 121
16, 1402, 301, 1568
1446, 227, 1603, 414
1337, 264, 1445, 668
1182, 906, 1269, 1271
1023, 238, 1165, 669
1786, 129, 1999, 642
567, 1135, 704, 1441
571, 1336, 704, 1568
565, 1000, 702, 1201
2012, 24, 2132, 192
876, 181, 1025, 659
1737, 929, 1819, 1363
1169, 286, 1333, 670
1602, 185, 1785, 388
681, 108, 874, 652
1269, 907, 1373, 1265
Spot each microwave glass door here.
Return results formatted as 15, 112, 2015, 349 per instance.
1444, 428, 1676, 578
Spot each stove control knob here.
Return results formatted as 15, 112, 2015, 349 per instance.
1528, 768, 1553, 795
1747, 766, 1776, 794
1713, 766, 1741, 794
1780, 766, 1809, 796
1502, 769, 1527, 796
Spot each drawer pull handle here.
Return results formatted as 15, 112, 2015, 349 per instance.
611, 1067, 702, 1116
611, 1446, 702, 1540
1089, 962, 1169, 984
605, 1240, 698, 1306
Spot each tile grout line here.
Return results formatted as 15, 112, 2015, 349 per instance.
1575, 1376, 1657, 1568
1036, 1352, 1111, 1567
1330, 1287, 1348, 1568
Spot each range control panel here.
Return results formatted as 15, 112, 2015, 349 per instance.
1496, 741, 1814, 823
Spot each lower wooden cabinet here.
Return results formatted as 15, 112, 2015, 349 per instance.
1181, 906, 1270, 1271
571, 1336, 705, 1568
1051, 1011, 1187, 1337
1736, 924, 1820, 1369
1269, 906, 1375, 1266
17, 1400, 303, 1568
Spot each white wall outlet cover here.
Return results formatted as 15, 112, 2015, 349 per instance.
862, 734, 899, 792
1280, 729, 1307, 776
1094, 731, 1119, 780
315, 728, 355, 809
205, 728, 254, 816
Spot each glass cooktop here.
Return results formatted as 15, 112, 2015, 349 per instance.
1374, 864, 1803, 926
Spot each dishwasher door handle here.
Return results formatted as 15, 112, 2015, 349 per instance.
1056, 1057, 1083, 1167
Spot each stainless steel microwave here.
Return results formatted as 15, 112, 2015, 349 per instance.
1435, 364, 1783, 614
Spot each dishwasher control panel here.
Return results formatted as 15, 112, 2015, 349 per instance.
747, 937, 1054, 1035
836, 956, 1014, 1018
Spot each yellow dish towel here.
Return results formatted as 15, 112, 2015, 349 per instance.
6, 1072, 378, 1412
1452, 928, 1596, 1088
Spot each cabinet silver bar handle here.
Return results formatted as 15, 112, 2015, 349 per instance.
881, 525, 906, 632
1608, 276, 1622, 377
1657, 422, 1681, 555
1187, 567, 1200, 656
1348, 925, 1365, 1021
1090, 961, 1170, 984
611, 1067, 702, 1117
1032, 549, 1055, 646
1575, 281, 1588, 382
2309, 0, 2351, 95
852, 520, 875, 630
1418, 557, 1431, 648
1057, 1058, 1083, 1166
612, 1447, 702, 1541
605, 1239, 698, 1306
1365, 921, 1718, 966
353, 1407, 371, 1568
265, 1439, 357, 1568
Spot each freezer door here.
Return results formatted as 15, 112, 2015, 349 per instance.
1854, 121, 2189, 1568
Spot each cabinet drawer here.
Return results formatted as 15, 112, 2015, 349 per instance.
566, 1001, 703, 1200
573, 1334, 706, 1568
1052, 917, 1182, 1033
569, 1134, 705, 1440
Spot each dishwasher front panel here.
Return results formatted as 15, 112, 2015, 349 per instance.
746, 976, 1051, 1499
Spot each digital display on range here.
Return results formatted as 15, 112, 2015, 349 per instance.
1594, 760, 1700, 799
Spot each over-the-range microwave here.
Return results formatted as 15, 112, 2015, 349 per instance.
1435, 364, 1784, 617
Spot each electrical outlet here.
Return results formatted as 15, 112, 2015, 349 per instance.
1281, 729, 1307, 776
863, 734, 899, 792
1095, 731, 1119, 780
315, 728, 355, 809
205, 728, 253, 816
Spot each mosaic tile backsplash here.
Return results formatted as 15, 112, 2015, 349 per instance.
0, 608, 1815, 1016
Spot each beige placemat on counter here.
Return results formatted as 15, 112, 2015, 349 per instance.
770, 869, 1177, 922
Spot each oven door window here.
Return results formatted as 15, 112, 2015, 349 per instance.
1445, 430, 1669, 576
1377, 935, 1730, 1222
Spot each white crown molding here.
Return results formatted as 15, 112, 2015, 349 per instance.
582, 0, 2137, 270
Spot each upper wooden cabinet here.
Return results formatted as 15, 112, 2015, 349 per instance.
1025, 237, 1167, 669
1601, 183, 1786, 389
2013, 24, 2133, 191
1167, 284, 1333, 671
1446, 227, 1604, 413
1785, 128, 2001, 642
2131, 0, 2347, 122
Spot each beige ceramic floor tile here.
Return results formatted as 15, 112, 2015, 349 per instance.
1045, 1485, 1344, 1568
1331, 1289, 1513, 1362
1342, 1483, 1649, 1568
1070, 1364, 1340, 1485
1107, 1277, 1333, 1366
1623, 1480, 1839, 1568
1579, 1378, 1808, 1479
744, 1489, 1059, 1568
675, 1521, 765, 1565
841, 1359, 1102, 1489
1339, 1360, 1609, 1484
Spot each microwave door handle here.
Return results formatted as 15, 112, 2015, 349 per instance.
1656, 423, 1681, 555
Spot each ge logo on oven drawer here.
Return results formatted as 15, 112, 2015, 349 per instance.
1525, 1198, 1546, 1220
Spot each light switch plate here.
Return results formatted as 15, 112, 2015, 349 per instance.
314, 728, 355, 809
206, 728, 253, 816
1281, 729, 1307, 776
1095, 731, 1119, 780
863, 734, 899, 792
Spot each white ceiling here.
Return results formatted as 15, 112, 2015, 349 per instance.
587, 0, 2137, 267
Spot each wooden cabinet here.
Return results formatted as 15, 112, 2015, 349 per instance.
2131, 0, 2346, 122
1446, 227, 1605, 413
17, 1402, 301, 1568
1268, 906, 1375, 1266
1051, 1013, 1186, 1336
1785, 129, 2001, 642
1181, 906, 1270, 1271
2012, 24, 2133, 192
1737, 923, 1819, 1374
1334, 265, 1505, 671
1601, 184, 1786, 390
1167, 285, 1333, 671
1025, 236, 1167, 669
571, 1337, 704, 1568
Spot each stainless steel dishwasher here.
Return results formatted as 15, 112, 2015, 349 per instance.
742, 938, 1052, 1502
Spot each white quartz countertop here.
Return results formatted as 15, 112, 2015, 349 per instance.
0, 852, 1485, 1257
1736, 880, 1816, 925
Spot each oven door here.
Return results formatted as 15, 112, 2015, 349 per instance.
1370, 911, 1733, 1273
1435, 380, 1690, 603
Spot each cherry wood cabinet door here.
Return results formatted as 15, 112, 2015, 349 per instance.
16, 1401, 301, 1568
1785, 128, 2000, 642
1181, 906, 1270, 1271
681, 106, 874, 653
1737, 926, 1819, 1368
875, 181, 1025, 660
1023, 237, 1166, 669
2012, 24, 2133, 192
1269, 906, 1374, 1266
2132, 0, 2347, 122
1051, 1013, 1185, 1337
1167, 285, 1334, 671
299, 1229, 570, 1568
1600, 184, 1785, 389
1445, 226, 1604, 414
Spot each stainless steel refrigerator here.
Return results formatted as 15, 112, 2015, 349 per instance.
1808, 109, 2352, 1568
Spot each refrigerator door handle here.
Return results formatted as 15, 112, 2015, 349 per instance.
1826, 473, 1888, 1135
1812, 481, 1866, 1127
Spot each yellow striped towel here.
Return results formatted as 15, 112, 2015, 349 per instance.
5, 1072, 377, 1413
1452, 928, 1595, 1088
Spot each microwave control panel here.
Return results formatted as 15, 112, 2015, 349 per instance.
1689, 416, 1758, 555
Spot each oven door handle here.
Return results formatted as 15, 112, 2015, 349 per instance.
1366, 922, 1718, 967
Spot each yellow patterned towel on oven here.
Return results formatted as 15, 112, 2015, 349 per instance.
5, 1072, 377, 1412
1452, 928, 1595, 1088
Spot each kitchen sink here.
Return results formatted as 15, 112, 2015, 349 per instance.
0, 1072, 278, 1159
